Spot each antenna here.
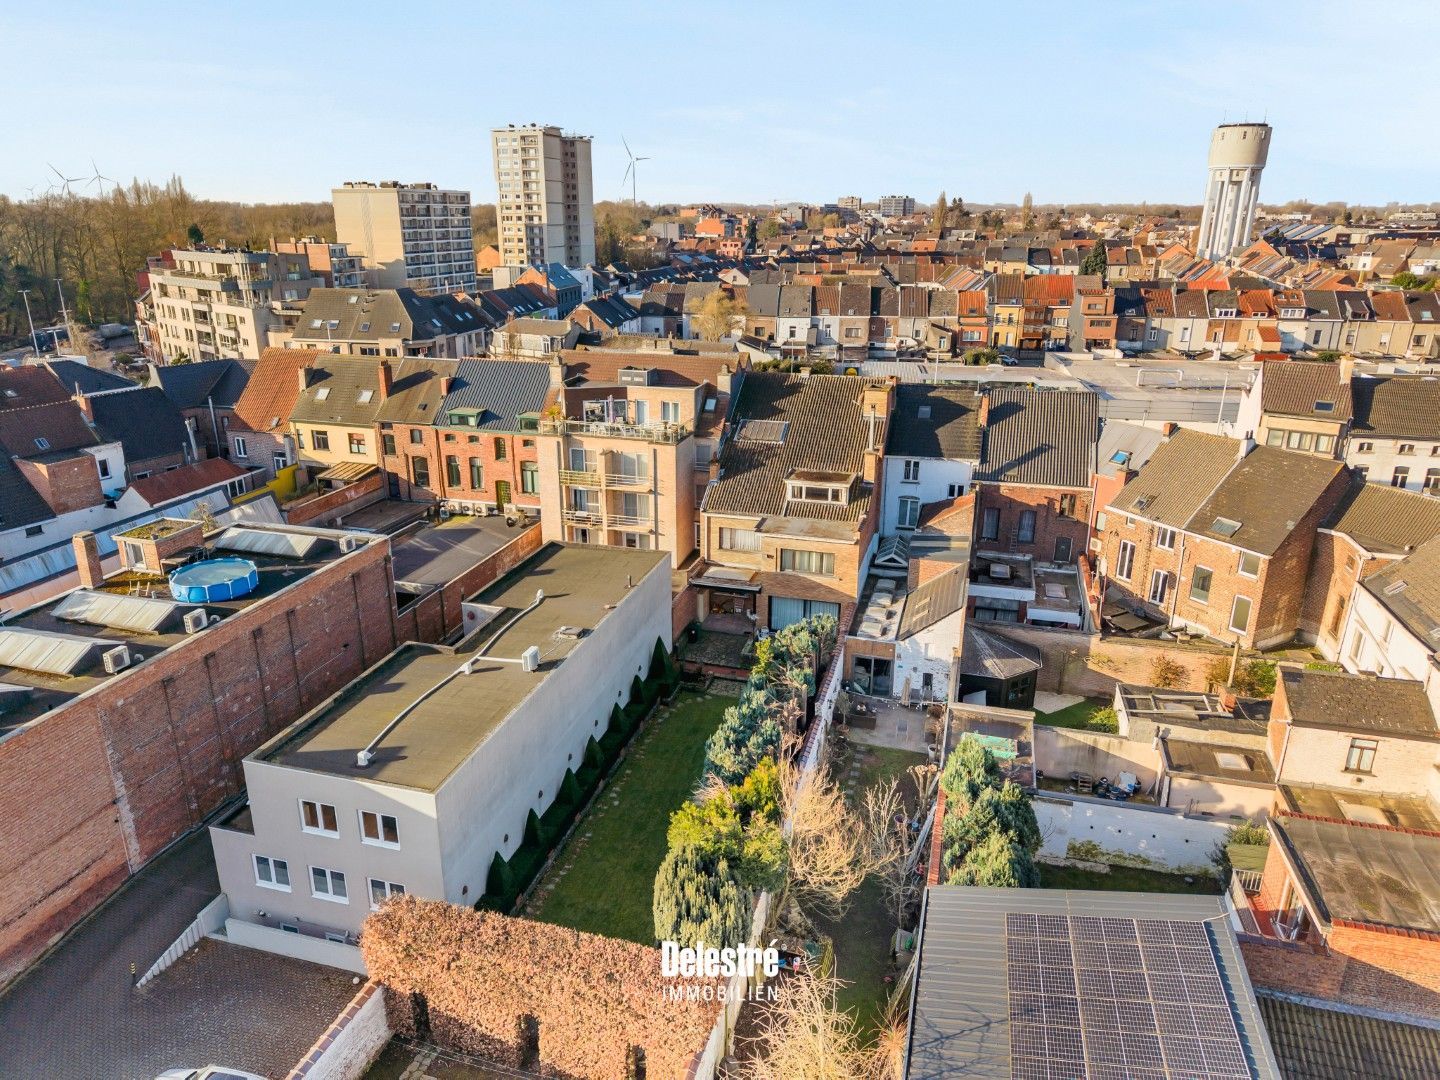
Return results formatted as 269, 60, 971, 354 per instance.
621, 136, 651, 206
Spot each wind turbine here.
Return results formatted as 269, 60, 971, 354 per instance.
621, 136, 650, 206
47, 163, 83, 196
87, 159, 117, 196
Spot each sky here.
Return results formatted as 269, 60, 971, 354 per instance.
5, 1, 1438, 209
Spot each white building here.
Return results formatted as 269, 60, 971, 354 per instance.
1344, 374, 1440, 494
332, 181, 478, 294
879, 386, 982, 534
491, 125, 595, 268
878, 195, 916, 218
209, 544, 670, 942
1196, 123, 1271, 261
1338, 536, 1440, 691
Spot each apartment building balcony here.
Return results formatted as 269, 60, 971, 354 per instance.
559, 468, 601, 486
606, 512, 652, 529
540, 418, 690, 443
605, 471, 651, 488
562, 506, 604, 525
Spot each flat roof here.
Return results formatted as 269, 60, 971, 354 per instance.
0, 525, 380, 737
907, 887, 1281, 1080
258, 544, 666, 792
389, 515, 520, 586
1163, 737, 1276, 786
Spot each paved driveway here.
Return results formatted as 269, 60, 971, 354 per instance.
0, 832, 356, 1079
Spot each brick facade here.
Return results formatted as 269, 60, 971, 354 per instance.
382, 422, 540, 511
975, 482, 1092, 564
0, 540, 401, 985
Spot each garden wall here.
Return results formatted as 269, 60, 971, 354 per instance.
1034, 726, 1159, 792
283, 471, 385, 526
990, 625, 1229, 697
1034, 792, 1231, 875
284, 981, 390, 1080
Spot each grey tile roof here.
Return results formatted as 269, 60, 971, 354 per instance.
1349, 374, 1440, 438
1095, 420, 1165, 479
1258, 994, 1440, 1080
153, 359, 251, 409
43, 359, 134, 396
1280, 668, 1436, 740
88, 387, 192, 464
706, 373, 878, 523
1274, 814, 1440, 933
1324, 474, 1440, 555
1109, 430, 1240, 527
1363, 534, 1440, 647
439, 359, 554, 431
290, 355, 387, 427
374, 358, 461, 424
907, 887, 1281, 1080
290, 288, 484, 343
976, 388, 1098, 488
1259, 361, 1353, 421
898, 568, 967, 639
1186, 446, 1344, 555
886, 385, 983, 460
958, 623, 1041, 679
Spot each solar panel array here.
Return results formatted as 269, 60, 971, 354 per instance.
1005, 913, 1251, 1080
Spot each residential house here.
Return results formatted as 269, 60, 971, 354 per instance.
989, 273, 1024, 349
151, 358, 251, 459
699, 373, 892, 630
228, 348, 319, 482
84, 387, 199, 481
1102, 430, 1350, 648
283, 288, 487, 359
880, 385, 982, 534
568, 295, 641, 338
490, 317, 580, 358
1345, 374, 1440, 492
1069, 278, 1118, 351
973, 388, 1099, 567
289, 356, 391, 473
1231, 359, 1352, 459
1089, 420, 1165, 560
514, 263, 582, 317
273, 236, 365, 289
637, 285, 686, 338
1338, 534, 1440, 689
373, 358, 464, 503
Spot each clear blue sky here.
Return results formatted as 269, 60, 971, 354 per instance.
5, 1, 1437, 207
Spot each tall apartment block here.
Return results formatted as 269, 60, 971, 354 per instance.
837, 195, 863, 213
491, 125, 595, 268
139, 247, 320, 362
878, 195, 916, 218
332, 181, 478, 294
274, 236, 366, 288
1196, 123, 1271, 261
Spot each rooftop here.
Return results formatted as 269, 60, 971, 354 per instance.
1162, 737, 1276, 786
0, 524, 380, 736
975, 388, 1099, 489
257, 544, 665, 791
1273, 813, 1440, 933
1363, 534, 1440, 647
1279, 785, 1440, 832
1257, 994, 1440, 1080
885, 385, 984, 461
1280, 668, 1437, 740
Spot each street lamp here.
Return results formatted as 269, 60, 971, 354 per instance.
18, 290, 41, 356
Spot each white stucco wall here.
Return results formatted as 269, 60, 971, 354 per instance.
880, 455, 973, 535
894, 609, 964, 703
1035, 792, 1234, 874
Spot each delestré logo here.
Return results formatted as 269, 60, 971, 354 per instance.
659, 940, 783, 1002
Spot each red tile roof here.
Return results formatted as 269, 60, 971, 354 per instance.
232, 348, 320, 433
127, 458, 249, 505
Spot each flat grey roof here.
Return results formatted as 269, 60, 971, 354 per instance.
390, 515, 519, 586
906, 887, 1281, 1080
259, 544, 666, 792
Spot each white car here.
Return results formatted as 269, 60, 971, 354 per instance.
157, 1068, 266, 1080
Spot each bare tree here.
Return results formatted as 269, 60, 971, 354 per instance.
739, 971, 876, 1080
779, 760, 870, 920
861, 765, 937, 934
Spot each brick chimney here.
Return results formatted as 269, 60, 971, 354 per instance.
1337, 352, 1355, 384
1161, 421, 1179, 437
378, 359, 394, 400
976, 392, 990, 430
297, 366, 310, 394
73, 530, 104, 589
72, 391, 93, 423
548, 356, 568, 388
438, 375, 452, 397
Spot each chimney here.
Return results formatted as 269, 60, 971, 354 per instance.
1161, 421, 1178, 437
1219, 689, 1238, 713
378, 359, 394, 400
73, 391, 93, 423
976, 392, 990, 430
1237, 435, 1255, 461
548, 356, 568, 388
438, 376, 452, 396
1337, 352, 1354, 384
297, 366, 310, 394
716, 363, 733, 395
73, 531, 103, 589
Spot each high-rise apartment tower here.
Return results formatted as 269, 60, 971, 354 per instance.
492, 125, 595, 268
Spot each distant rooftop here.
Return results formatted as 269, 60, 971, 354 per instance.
257, 544, 666, 792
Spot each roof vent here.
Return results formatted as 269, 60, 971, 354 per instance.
555, 625, 584, 639
1384, 579, 1408, 595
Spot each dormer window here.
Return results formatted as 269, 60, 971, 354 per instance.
1213, 308, 1237, 318
785, 470, 853, 506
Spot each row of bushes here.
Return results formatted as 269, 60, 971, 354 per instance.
701, 614, 837, 785
938, 736, 1043, 888
479, 639, 681, 912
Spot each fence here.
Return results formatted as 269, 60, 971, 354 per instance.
134, 894, 230, 988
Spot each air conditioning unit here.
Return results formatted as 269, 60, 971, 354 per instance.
521, 645, 541, 672
182, 609, 208, 634
339, 535, 361, 553
101, 646, 132, 674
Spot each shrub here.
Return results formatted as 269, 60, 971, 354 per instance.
1238, 659, 1277, 697
1086, 706, 1119, 733
649, 637, 680, 693
484, 851, 514, 902
949, 830, 1041, 888
653, 844, 752, 947
1149, 653, 1186, 689
1204, 655, 1232, 691
1227, 821, 1269, 847
523, 808, 545, 848
584, 735, 605, 772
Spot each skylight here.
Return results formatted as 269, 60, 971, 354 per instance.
1314, 401, 1334, 412
347, 295, 359, 304
1384, 579, 1408, 595
310, 319, 323, 329
358, 390, 374, 404
917, 405, 932, 420
315, 387, 331, 401
1211, 517, 1242, 537
390, 322, 402, 332
34, 437, 50, 450
1110, 450, 1132, 466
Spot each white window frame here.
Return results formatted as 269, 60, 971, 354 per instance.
1237, 551, 1261, 578
310, 866, 349, 904
1148, 570, 1170, 606
300, 799, 339, 837
1115, 540, 1136, 582
1229, 594, 1252, 635
1155, 526, 1176, 550
1190, 566, 1213, 605
232, 435, 248, 459
359, 810, 400, 848
253, 854, 291, 892
369, 878, 407, 910
898, 496, 921, 529
902, 459, 921, 483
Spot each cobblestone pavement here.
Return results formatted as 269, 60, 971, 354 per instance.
365, 1037, 539, 1079
0, 831, 356, 1079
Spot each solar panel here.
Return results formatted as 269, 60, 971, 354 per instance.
1006, 913, 1253, 1080
215, 527, 323, 559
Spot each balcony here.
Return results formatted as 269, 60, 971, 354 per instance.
563, 507, 603, 524
559, 468, 600, 486
540, 418, 690, 444
607, 512, 652, 529
605, 472, 651, 488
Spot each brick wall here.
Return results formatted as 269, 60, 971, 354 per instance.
0, 540, 400, 986
975, 483, 1092, 564
14, 455, 103, 515
672, 583, 699, 645
385, 425, 540, 510
392, 524, 543, 645
988, 624, 1227, 698
285, 471, 386, 526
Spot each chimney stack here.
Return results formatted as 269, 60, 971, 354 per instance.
1237, 435, 1255, 461
1161, 421, 1178, 437
73, 391, 93, 423
1337, 352, 1355, 384
378, 359, 394, 400
438, 376, 452, 396
73, 531, 104, 590
297, 366, 309, 394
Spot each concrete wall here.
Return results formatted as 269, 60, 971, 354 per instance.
225, 917, 367, 974
391, 524, 542, 644
285, 980, 390, 1080
879, 456, 973, 534
895, 608, 964, 703
990, 624, 1226, 697
1034, 725, 1160, 791
1035, 792, 1232, 874
1164, 775, 1272, 821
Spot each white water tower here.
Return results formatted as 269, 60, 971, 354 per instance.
1196, 123, 1272, 261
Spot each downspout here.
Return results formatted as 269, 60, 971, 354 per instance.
1168, 533, 1185, 630
207, 395, 221, 457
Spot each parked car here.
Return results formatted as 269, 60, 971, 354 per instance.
157, 1068, 266, 1080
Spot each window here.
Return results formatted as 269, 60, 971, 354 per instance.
521, 461, 538, 494
947, 483, 965, 498
1425, 468, 1440, 495
779, 549, 835, 576
1238, 551, 1261, 577
1229, 595, 1252, 634
1190, 567, 1213, 604
1392, 466, 1410, 487
1058, 494, 1077, 518
1017, 510, 1036, 543
409, 457, 428, 487
1094, 511, 1107, 532
1155, 526, 1176, 550
253, 855, 290, 891
661, 400, 680, 423
1345, 737, 1377, 774
1265, 429, 1285, 447
1355, 441, 1373, 454
310, 866, 348, 903
445, 455, 461, 487
312, 429, 330, 451
981, 507, 1001, 541
96, 457, 110, 479
899, 496, 921, 529
494, 437, 507, 461
233, 436, 248, 459
768, 596, 840, 630
360, 810, 399, 847
1115, 541, 1136, 581
1287, 430, 1313, 451
718, 527, 761, 552
1148, 570, 1170, 606
369, 878, 406, 909
349, 433, 366, 455
1400, 443, 1416, 456
1315, 434, 1335, 453
469, 459, 483, 490
410, 428, 425, 445
902, 459, 921, 483
300, 800, 339, 836
381, 433, 396, 456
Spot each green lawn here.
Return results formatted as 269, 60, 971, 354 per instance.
529, 690, 731, 944
1039, 863, 1222, 895
1034, 697, 1117, 732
